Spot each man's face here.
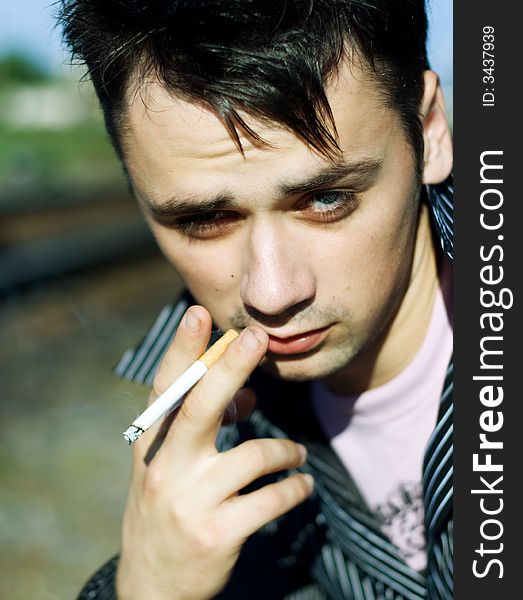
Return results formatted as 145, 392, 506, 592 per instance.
124, 61, 422, 383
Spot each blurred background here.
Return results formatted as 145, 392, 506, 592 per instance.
0, 1, 452, 598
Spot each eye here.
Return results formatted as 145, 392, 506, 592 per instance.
300, 190, 359, 222
163, 190, 359, 239
171, 210, 240, 238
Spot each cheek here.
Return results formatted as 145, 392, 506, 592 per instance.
358, 205, 418, 305
314, 194, 418, 310
153, 229, 242, 317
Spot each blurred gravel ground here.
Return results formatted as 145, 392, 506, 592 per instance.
0, 254, 183, 599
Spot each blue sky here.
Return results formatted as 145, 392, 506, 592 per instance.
0, 0, 452, 84
0, 1, 65, 72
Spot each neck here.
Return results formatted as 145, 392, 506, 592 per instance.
323, 203, 439, 394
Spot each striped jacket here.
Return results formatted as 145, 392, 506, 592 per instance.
78, 178, 453, 600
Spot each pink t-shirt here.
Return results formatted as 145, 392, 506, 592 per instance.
311, 264, 452, 571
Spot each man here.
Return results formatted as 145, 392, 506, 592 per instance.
61, 1, 453, 598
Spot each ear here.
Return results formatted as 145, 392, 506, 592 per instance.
420, 70, 453, 184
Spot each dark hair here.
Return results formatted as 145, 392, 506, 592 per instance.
59, 0, 429, 169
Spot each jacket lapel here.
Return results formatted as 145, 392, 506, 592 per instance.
422, 360, 454, 599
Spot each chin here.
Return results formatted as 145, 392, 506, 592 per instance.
259, 343, 358, 382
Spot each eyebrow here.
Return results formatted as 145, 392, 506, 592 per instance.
142, 194, 237, 220
141, 157, 383, 220
279, 157, 382, 196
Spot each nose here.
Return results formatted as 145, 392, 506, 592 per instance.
239, 218, 316, 320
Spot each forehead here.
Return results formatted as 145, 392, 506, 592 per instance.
124, 60, 404, 198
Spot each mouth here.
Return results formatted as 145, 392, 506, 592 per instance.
267, 325, 332, 355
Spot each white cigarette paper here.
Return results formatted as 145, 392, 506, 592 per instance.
123, 329, 239, 445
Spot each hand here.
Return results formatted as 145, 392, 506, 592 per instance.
116, 306, 314, 600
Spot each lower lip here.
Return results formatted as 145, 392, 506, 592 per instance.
267, 326, 331, 355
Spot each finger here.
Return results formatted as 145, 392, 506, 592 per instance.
204, 439, 307, 503
162, 326, 269, 458
219, 473, 315, 542
150, 305, 213, 401
131, 305, 212, 468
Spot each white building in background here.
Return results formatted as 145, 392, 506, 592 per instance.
0, 67, 99, 130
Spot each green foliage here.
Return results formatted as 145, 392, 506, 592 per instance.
0, 54, 50, 85
0, 121, 123, 199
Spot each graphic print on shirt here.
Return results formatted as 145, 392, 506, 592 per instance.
373, 481, 426, 566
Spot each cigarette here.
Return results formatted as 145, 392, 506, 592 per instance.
123, 329, 239, 445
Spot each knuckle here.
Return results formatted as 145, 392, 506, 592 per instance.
282, 440, 301, 465
179, 392, 205, 424
221, 342, 252, 380
142, 465, 164, 496
291, 474, 313, 501
264, 489, 286, 515
167, 504, 223, 557
295, 475, 311, 497
243, 440, 269, 470
152, 345, 183, 394
191, 516, 223, 557
167, 498, 191, 527
220, 346, 237, 374
264, 476, 309, 516
151, 373, 168, 399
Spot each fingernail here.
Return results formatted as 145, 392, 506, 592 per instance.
239, 328, 262, 353
297, 444, 308, 463
184, 309, 201, 333
303, 474, 314, 490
